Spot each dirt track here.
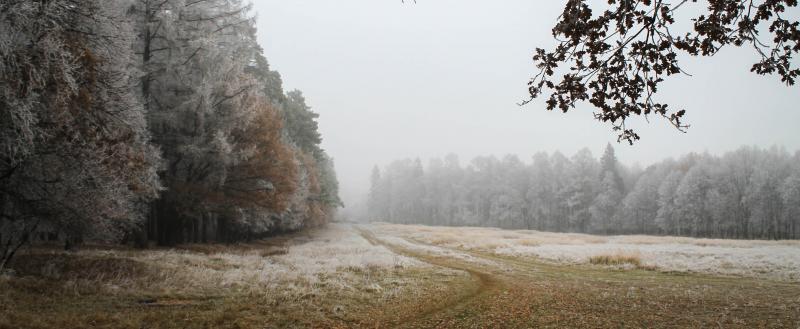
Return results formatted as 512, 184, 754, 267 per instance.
358, 225, 800, 328
358, 228, 504, 327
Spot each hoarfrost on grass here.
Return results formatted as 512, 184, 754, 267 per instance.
372, 223, 800, 282
368, 229, 505, 269
40, 224, 426, 296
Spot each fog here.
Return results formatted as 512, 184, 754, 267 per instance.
4, 1, 799, 324
252, 0, 800, 210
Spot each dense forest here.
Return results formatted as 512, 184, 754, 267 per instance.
367, 145, 800, 240
0, 0, 340, 267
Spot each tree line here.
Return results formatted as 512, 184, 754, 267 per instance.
1, 0, 340, 268
367, 145, 800, 240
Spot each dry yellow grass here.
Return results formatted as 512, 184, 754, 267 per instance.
589, 253, 642, 267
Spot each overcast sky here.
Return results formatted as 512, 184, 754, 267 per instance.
252, 1, 800, 210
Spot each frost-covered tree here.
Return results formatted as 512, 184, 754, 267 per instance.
590, 171, 623, 234
718, 148, 757, 238
124, 0, 340, 244
220, 99, 298, 238
0, 0, 161, 266
548, 151, 572, 231
0, 0, 339, 253
129, 0, 265, 243
599, 143, 625, 194
745, 147, 791, 239
368, 166, 384, 220
619, 172, 658, 234
440, 154, 464, 226
316, 154, 343, 209
280, 90, 341, 216
564, 149, 598, 232
283, 90, 323, 156
780, 168, 800, 239
526, 152, 554, 230
491, 155, 528, 229
366, 145, 799, 239
674, 164, 712, 237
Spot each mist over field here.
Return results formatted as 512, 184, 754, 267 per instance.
1, 0, 799, 328
252, 1, 800, 211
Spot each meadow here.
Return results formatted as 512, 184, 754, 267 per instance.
1, 223, 798, 328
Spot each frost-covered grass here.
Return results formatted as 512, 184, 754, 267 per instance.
368, 229, 505, 269
0, 224, 470, 328
3, 223, 798, 328
5, 224, 424, 296
372, 223, 800, 281
120, 223, 424, 295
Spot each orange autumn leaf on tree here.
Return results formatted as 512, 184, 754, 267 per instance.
224, 99, 298, 213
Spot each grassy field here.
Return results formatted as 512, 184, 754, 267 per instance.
1, 223, 799, 328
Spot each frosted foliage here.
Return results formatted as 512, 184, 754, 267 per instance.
129, 0, 340, 240
367, 146, 800, 240
137, 0, 260, 194
0, 0, 161, 244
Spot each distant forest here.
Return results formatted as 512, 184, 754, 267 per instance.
367, 145, 800, 240
1, 0, 340, 268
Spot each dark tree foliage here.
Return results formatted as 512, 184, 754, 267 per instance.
283, 90, 323, 156
524, 0, 799, 143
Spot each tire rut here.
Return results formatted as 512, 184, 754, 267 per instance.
356, 227, 504, 328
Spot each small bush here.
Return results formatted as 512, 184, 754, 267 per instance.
589, 254, 642, 267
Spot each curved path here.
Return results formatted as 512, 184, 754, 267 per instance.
357, 227, 505, 328
357, 225, 800, 328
